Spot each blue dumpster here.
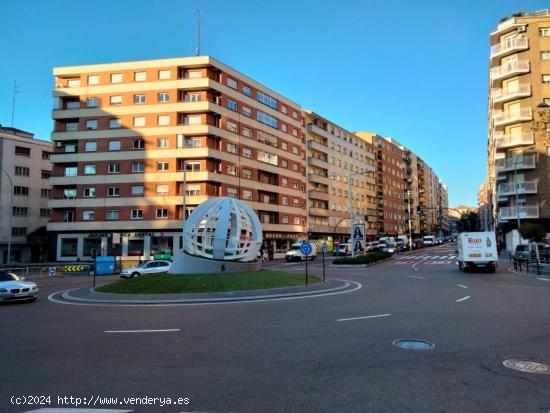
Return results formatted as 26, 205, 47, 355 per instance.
95, 256, 115, 275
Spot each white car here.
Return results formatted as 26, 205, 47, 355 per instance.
0, 272, 39, 302
120, 260, 171, 278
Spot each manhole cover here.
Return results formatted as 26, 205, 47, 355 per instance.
503, 359, 550, 375
393, 339, 435, 350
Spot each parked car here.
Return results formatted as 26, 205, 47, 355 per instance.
386, 242, 397, 254
333, 243, 352, 256
366, 241, 379, 252
0, 271, 38, 302
120, 260, 172, 278
412, 239, 424, 249
422, 235, 436, 246
512, 244, 530, 261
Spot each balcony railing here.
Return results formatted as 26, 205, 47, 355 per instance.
490, 60, 530, 80
491, 84, 531, 103
490, 36, 528, 58
308, 190, 330, 201
494, 131, 534, 149
496, 155, 536, 173
492, 108, 532, 126
499, 206, 539, 220
498, 181, 538, 196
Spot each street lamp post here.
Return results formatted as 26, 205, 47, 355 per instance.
182, 160, 188, 248
1, 168, 13, 266
513, 154, 523, 230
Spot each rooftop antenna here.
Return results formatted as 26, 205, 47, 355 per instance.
195, 9, 203, 56
11, 81, 19, 127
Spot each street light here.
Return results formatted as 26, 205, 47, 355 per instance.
1, 168, 13, 266
512, 153, 523, 230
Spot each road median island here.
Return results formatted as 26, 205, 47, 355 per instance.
95, 269, 321, 295
332, 251, 391, 266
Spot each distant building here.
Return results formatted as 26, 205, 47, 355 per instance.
0, 126, 52, 263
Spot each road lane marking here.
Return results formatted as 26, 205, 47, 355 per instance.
537, 277, 550, 282
413, 267, 418, 271
456, 296, 471, 302
104, 329, 181, 333
457, 284, 468, 289
337, 313, 392, 322
408, 275, 426, 279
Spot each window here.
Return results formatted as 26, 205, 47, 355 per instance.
186, 70, 202, 78
42, 151, 51, 160
132, 162, 145, 172
542, 51, 550, 60
66, 122, 78, 132
88, 75, 99, 85
242, 190, 252, 200
15, 146, 30, 156
110, 95, 122, 105
156, 184, 169, 195
108, 140, 121, 150
226, 165, 238, 175
281, 142, 288, 150
84, 187, 96, 197
134, 117, 145, 127
106, 210, 119, 220
257, 110, 278, 128
186, 115, 201, 125
83, 211, 95, 221
134, 71, 146, 81
85, 120, 98, 130
544, 75, 550, 84
40, 208, 50, 217
242, 106, 252, 117
227, 120, 238, 133
157, 115, 170, 126
227, 143, 238, 154
292, 128, 298, 137
157, 138, 169, 148
158, 70, 171, 80
185, 93, 201, 102
227, 77, 238, 89
15, 166, 30, 176
242, 85, 252, 96
87, 97, 98, 107
540, 27, 550, 36
41, 189, 51, 198
131, 185, 144, 196
242, 148, 252, 158
110, 73, 122, 83
156, 208, 168, 219
132, 209, 143, 219
107, 187, 120, 197
180, 136, 201, 147
294, 217, 301, 225
64, 166, 77, 176
84, 165, 96, 175
12, 227, 27, 237
292, 146, 299, 154
133, 139, 145, 149
108, 163, 120, 173
157, 162, 169, 171
158, 92, 170, 103
281, 159, 288, 168
185, 162, 201, 172
227, 188, 237, 198
281, 178, 288, 187
41, 170, 51, 179
292, 110, 298, 119
84, 141, 97, 152
242, 127, 252, 138
257, 150, 278, 166
292, 181, 299, 189
293, 199, 299, 207
134, 94, 146, 104
13, 207, 28, 216
14, 186, 29, 196
281, 124, 287, 132
281, 105, 287, 114
282, 197, 289, 205
282, 216, 288, 224
256, 90, 278, 109
227, 99, 238, 111
243, 168, 253, 179
67, 79, 81, 87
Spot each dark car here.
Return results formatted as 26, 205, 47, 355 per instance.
513, 244, 530, 260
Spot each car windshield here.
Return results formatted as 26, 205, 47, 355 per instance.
388, 243, 396, 248
0, 272, 19, 281
516, 245, 529, 252
290, 246, 301, 251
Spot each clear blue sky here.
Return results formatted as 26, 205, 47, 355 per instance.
1, 0, 548, 207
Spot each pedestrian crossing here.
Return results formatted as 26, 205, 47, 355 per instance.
396, 254, 456, 261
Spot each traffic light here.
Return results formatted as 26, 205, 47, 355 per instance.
416, 206, 422, 215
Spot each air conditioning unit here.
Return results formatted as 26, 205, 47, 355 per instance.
518, 25, 526, 32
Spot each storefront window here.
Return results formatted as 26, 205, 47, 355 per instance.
107, 238, 122, 256
61, 238, 78, 257
128, 239, 144, 256
151, 236, 173, 257
83, 238, 101, 257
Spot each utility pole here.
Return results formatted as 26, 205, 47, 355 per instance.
195, 10, 203, 56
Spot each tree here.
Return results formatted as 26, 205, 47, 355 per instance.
518, 223, 547, 242
459, 211, 479, 232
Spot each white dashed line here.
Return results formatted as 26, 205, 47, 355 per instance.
408, 275, 426, 279
457, 284, 468, 289
104, 329, 180, 333
337, 313, 392, 322
537, 277, 550, 282
456, 296, 471, 302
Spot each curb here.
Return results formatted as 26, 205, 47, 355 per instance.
59, 280, 353, 304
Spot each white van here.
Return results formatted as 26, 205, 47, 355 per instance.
285, 242, 318, 262
422, 235, 436, 246
457, 232, 497, 273
334, 243, 352, 256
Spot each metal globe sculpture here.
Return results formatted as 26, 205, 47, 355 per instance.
183, 197, 262, 262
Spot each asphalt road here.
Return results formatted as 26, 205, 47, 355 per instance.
1, 244, 550, 413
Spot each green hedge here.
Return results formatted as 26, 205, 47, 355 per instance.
333, 251, 391, 265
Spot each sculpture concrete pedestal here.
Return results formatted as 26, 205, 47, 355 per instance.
168, 250, 262, 275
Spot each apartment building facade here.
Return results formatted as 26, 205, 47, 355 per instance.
487, 10, 550, 241
303, 112, 377, 241
0, 127, 52, 263
50, 56, 307, 261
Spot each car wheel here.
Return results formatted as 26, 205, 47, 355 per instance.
131, 272, 140, 278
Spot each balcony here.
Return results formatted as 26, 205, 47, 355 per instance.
490, 36, 529, 58
307, 123, 331, 140
307, 140, 328, 153
491, 84, 531, 104
309, 207, 330, 217
308, 173, 330, 186
308, 157, 329, 169
308, 190, 330, 201
498, 206, 539, 220
496, 155, 536, 173
492, 108, 532, 126
494, 131, 534, 149
497, 181, 538, 196
490, 60, 530, 81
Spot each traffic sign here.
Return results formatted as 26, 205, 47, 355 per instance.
63, 265, 85, 272
300, 242, 312, 256
48, 267, 56, 277
322, 243, 328, 254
